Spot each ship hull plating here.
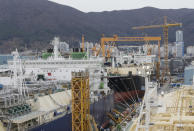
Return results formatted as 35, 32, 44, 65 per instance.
30, 94, 114, 131
108, 75, 145, 102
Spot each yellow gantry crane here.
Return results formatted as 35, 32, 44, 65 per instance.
95, 35, 161, 80
132, 16, 182, 82
96, 35, 161, 58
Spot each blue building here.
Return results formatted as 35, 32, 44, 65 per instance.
184, 65, 194, 85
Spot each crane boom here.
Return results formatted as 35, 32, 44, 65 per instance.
132, 23, 182, 30
101, 36, 161, 42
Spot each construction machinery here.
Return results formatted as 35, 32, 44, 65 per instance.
132, 16, 182, 82
71, 72, 90, 131
96, 35, 161, 58
95, 35, 161, 80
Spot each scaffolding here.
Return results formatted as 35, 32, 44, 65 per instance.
71, 71, 90, 131
0, 49, 32, 131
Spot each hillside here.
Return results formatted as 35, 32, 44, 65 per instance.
0, 0, 193, 53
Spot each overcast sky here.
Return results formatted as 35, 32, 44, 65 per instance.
50, 0, 194, 12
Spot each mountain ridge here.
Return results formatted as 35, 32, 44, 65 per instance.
0, 0, 193, 53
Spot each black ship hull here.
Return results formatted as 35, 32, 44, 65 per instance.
108, 75, 145, 102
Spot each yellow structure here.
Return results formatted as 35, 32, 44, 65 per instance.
95, 35, 161, 80
96, 35, 161, 58
82, 35, 85, 52
71, 72, 90, 131
129, 86, 194, 131
107, 112, 122, 124
132, 16, 182, 82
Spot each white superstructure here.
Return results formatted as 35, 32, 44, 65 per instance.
116, 53, 156, 66
6, 37, 108, 93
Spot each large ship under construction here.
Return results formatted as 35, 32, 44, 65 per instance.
0, 14, 187, 131
0, 34, 159, 131
0, 38, 115, 131
107, 53, 156, 104
108, 72, 145, 103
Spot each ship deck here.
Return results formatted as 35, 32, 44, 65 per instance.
129, 85, 194, 131
10, 111, 45, 124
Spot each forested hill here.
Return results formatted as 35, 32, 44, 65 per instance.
0, 0, 193, 53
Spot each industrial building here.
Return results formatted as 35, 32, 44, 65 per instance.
184, 64, 194, 85
186, 46, 194, 56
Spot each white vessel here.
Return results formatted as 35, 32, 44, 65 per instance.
0, 37, 113, 131
4, 37, 109, 94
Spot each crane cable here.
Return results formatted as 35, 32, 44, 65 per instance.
109, 77, 137, 104
109, 79, 136, 104
111, 76, 138, 103
131, 77, 141, 102
109, 80, 133, 108
119, 78, 137, 103
109, 79, 136, 107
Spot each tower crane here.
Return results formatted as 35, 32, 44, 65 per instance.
132, 16, 182, 82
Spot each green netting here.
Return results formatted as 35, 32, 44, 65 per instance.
71, 52, 87, 59
99, 82, 104, 89
42, 52, 52, 59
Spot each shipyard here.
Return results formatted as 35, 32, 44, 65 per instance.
0, 0, 194, 131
